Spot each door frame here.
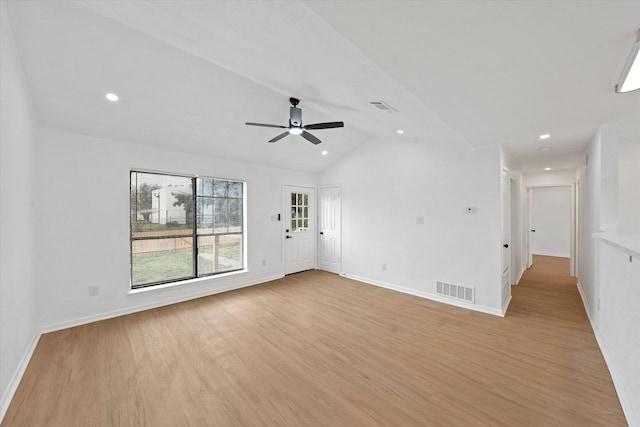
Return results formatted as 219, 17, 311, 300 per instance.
525, 184, 577, 276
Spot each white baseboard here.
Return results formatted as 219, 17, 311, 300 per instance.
597, 336, 639, 426
576, 281, 595, 326
40, 274, 284, 333
341, 273, 505, 317
501, 295, 512, 316
514, 267, 525, 285
0, 331, 41, 424
576, 281, 637, 426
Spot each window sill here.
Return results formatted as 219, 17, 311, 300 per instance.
128, 268, 249, 295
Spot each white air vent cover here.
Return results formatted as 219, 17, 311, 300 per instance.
436, 281, 475, 303
369, 100, 397, 113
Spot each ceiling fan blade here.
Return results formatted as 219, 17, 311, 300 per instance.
301, 131, 322, 145
268, 132, 290, 143
304, 121, 344, 130
245, 122, 287, 129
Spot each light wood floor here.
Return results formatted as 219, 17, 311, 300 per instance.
3, 256, 626, 426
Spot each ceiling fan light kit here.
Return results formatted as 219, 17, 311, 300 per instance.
245, 97, 344, 145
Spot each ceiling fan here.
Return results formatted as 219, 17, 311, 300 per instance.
245, 97, 344, 144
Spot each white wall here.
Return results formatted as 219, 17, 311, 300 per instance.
577, 127, 640, 425
35, 127, 315, 330
530, 186, 571, 258
0, 3, 39, 419
618, 141, 640, 233
578, 133, 601, 319
523, 169, 576, 187
596, 240, 640, 427
318, 138, 504, 315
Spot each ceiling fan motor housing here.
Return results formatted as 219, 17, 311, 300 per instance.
290, 107, 302, 127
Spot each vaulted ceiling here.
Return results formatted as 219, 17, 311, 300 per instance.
4, 0, 640, 172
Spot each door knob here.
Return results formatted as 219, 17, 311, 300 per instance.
530, 229, 536, 232
503, 244, 509, 248
285, 235, 292, 239
319, 232, 324, 235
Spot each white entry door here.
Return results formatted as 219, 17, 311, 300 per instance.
284, 186, 316, 274
318, 186, 341, 274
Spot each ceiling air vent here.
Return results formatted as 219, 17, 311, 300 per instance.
369, 100, 397, 113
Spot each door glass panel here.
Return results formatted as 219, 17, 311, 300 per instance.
290, 191, 311, 233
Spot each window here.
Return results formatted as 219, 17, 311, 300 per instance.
130, 171, 244, 289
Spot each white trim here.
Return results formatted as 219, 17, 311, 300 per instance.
598, 337, 640, 426
341, 273, 506, 317
576, 282, 637, 426
576, 281, 594, 324
129, 269, 248, 295
0, 332, 40, 424
40, 274, 283, 333
513, 267, 525, 285
593, 231, 640, 258
501, 294, 512, 316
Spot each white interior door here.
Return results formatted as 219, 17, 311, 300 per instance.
284, 186, 315, 274
318, 186, 341, 274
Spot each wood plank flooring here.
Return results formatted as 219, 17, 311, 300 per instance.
3, 256, 626, 426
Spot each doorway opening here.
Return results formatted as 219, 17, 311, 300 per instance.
526, 185, 576, 276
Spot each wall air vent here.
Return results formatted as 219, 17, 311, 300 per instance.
369, 100, 397, 113
436, 281, 475, 303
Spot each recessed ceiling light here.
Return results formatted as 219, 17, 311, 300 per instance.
105, 93, 119, 102
321, 150, 328, 156
545, 167, 551, 171
396, 129, 404, 134
540, 147, 551, 152
539, 134, 551, 140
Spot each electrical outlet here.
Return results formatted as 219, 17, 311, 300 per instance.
416, 216, 424, 225
88, 286, 99, 296
382, 263, 387, 271
261, 259, 266, 266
